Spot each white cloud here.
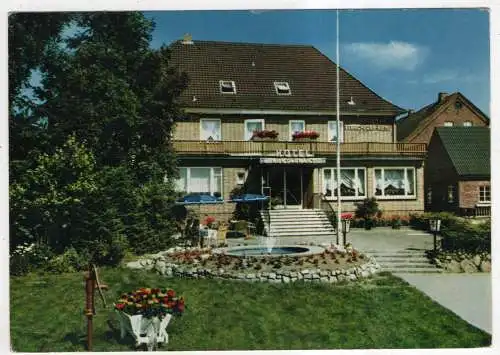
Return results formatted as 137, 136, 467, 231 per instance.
422, 69, 458, 84
343, 41, 429, 71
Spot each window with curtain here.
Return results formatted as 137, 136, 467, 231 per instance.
322, 168, 366, 199
200, 119, 221, 141
244, 119, 264, 140
176, 167, 222, 196
374, 167, 415, 198
328, 120, 344, 142
289, 120, 305, 140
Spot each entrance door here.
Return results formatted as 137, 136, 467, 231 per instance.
264, 167, 303, 209
284, 167, 302, 208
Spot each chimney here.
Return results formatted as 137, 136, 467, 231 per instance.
182, 33, 193, 44
437, 92, 448, 102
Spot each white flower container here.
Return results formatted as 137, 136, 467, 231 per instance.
115, 311, 172, 351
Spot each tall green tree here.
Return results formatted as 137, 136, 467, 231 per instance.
9, 12, 188, 266
35, 12, 187, 182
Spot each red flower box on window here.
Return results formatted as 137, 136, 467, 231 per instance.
292, 130, 320, 140
252, 130, 279, 139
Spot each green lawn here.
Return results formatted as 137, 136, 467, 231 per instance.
10, 268, 491, 351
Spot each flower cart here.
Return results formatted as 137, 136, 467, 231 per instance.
114, 288, 185, 351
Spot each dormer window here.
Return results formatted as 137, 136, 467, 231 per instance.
220, 80, 236, 94
274, 81, 291, 95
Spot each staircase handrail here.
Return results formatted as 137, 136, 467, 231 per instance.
313, 192, 337, 232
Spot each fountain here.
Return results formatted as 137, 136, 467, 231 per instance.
258, 235, 277, 254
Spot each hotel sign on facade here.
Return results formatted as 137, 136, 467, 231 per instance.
260, 149, 327, 164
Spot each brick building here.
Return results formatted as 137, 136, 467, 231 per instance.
169, 36, 427, 224
396, 92, 489, 144
426, 127, 490, 216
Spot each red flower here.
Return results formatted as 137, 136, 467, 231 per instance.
203, 216, 216, 226
341, 213, 353, 220
115, 303, 126, 311
292, 130, 320, 139
167, 289, 176, 298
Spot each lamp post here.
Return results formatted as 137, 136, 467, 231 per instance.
341, 218, 351, 246
429, 217, 441, 252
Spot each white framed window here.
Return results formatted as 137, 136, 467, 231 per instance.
219, 80, 236, 94
289, 120, 305, 140
374, 167, 416, 199
444, 121, 454, 127
244, 119, 265, 141
328, 120, 344, 142
479, 185, 490, 203
176, 167, 222, 197
274, 81, 291, 95
463, 121, 473, 127
447, 185, 456, 204
200, 119, 221, 141
322, 167, 366, 200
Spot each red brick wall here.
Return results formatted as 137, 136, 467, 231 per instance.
458, 180, 490, 208
407, 99, 488, 144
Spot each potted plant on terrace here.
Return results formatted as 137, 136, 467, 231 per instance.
251, 129, 279, 141
292, 130, 320, 142
114, 287, 185, 350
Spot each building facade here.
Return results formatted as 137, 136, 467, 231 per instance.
426, 127, 490, 216
169, 37, 426, 221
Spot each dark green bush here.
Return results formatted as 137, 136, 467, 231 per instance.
9, 243, 54, 276
355, 198, 380, 229
46, 247, 87, 273
441, 220, 490, 253
409, 212, 458, 231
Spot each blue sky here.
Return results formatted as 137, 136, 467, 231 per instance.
144, 9, 490, 116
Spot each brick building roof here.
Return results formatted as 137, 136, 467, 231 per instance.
168, 39, 404, 116
434, 127, 490, 177
396, 92, 489, 141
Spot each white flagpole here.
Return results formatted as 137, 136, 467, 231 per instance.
335, 9, 342, 245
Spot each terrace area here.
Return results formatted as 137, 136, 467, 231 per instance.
173, 140, 427, 157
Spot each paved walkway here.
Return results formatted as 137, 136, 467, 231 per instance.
227, 227, 436, 252
396, 273, 492, 334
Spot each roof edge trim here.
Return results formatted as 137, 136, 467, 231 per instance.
183, 108, 399, 117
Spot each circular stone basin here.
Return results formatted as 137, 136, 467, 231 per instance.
223, 245, 325, 258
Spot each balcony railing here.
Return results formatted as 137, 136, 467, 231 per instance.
173, 140, 427, 157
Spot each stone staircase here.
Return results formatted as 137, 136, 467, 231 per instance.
363, 249, 442, 274
261, 208, 335, 238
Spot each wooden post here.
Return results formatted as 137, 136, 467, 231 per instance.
84, 264, 95, 351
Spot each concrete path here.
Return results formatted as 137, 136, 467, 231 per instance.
396, 273, 492, 334
227, 227, 436, 252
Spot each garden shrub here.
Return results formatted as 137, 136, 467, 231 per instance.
355, 198, 380, 229
409, 212, 459, 231
440, 219, 490, 253
9, 243, 54, 276
46, 247, 87, 273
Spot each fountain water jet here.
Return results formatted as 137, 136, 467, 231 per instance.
258, 236, 278, 254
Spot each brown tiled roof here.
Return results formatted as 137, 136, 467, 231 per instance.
396, 92, 490, 141
169, 40, 404, 115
